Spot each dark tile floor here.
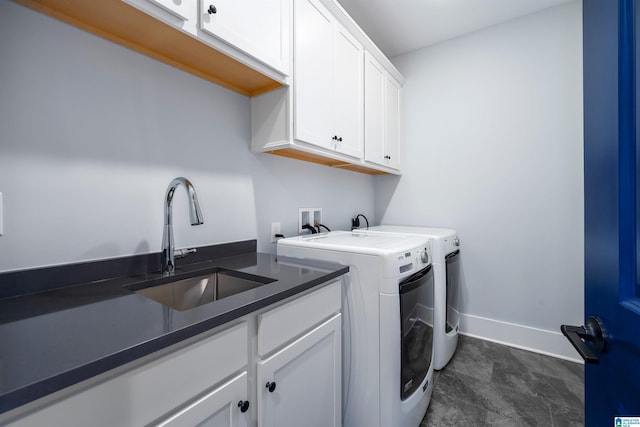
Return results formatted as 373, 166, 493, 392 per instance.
421, 335, 584, 427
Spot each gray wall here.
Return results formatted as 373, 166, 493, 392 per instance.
375, 1, 584, 358
0, 1, 374, 272
0, 0, 584, 360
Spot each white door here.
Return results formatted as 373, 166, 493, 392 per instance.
258, 314, 341, 427
157, 372, 250, 427
293, 0, 333, 149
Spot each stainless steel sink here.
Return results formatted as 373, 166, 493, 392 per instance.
132, 270, 275, 311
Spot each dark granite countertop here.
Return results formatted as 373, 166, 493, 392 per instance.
0, 241, 348, 415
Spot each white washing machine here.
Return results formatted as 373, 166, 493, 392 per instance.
277, 231, 434, 427
355, 226, 461, 370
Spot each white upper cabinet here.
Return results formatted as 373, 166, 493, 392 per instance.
112, 0, 290, 94
199, 0, 291, 76
293, 0, 333, 149
364, 51, 401, 170
250, 0, 403, 174
294, 0, 363, 158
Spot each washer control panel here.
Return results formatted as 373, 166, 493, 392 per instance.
385, 241, 432, 278
443, 234, 460, 256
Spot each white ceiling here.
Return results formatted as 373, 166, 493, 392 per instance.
336, 0, 575, 57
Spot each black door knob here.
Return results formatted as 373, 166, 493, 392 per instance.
266, 381, 277, 392
332, 135, 338, 141
338, 137, 343, 142
237, 400, 250, 413
208, 4, 217, 14
561, 316, 608, 364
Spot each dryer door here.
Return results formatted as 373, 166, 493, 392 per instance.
445, 250, 461, 333
399, 265, 434, 400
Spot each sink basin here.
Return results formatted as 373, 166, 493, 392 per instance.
131, 270, 276, 311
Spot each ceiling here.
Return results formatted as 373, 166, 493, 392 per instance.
336, 0, 575, 57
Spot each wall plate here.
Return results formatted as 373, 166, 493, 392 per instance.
271, 222, 281, 243
298, 207, 322, 234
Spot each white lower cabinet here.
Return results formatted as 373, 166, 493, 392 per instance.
258, 314, 341, 427
1, 281, 342, 427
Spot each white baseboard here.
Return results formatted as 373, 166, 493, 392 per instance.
458, 313, 583, 364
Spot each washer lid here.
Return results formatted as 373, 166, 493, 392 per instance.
365, 225, 457, 239
278, 231, 429, 255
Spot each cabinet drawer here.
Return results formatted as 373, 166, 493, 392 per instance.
6, 322, 248, 427
258, 280, 340, 357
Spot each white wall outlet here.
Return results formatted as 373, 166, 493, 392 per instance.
0, 192, 3, 236
271, 222, 281, 243
298, 207, 322, 234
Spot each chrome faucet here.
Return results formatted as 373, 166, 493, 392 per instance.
161, 177, 204, 275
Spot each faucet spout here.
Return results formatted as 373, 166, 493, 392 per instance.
162, 177, 204, 275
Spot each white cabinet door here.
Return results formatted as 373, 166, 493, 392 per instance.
258, 314, 341, 427
199, 0, 290, 74
364, 51, 401, 170
385, 74, 401, 170
364, 51, 386, 166
293, 0, 333, 149
157, 372, 249, 427
332, 24, 363, 158
144, 0, 191, 20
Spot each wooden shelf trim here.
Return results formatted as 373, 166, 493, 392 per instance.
268, 148, 390, 175
16, 0, 284, 97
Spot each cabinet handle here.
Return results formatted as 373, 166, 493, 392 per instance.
338, 137, 343, 142
332, 135, 338, 141
384, 155, 391, 160
237, 400, 250, 413
207, 4, 217, 14
266, 381, 277, 392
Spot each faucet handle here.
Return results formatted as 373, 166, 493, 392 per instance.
174, 248, 197, 259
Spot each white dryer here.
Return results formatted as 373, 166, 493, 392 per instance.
277, 231, 434, 427
355, 226, 461, 370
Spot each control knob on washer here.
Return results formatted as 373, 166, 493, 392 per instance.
420, 249, 429, 264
